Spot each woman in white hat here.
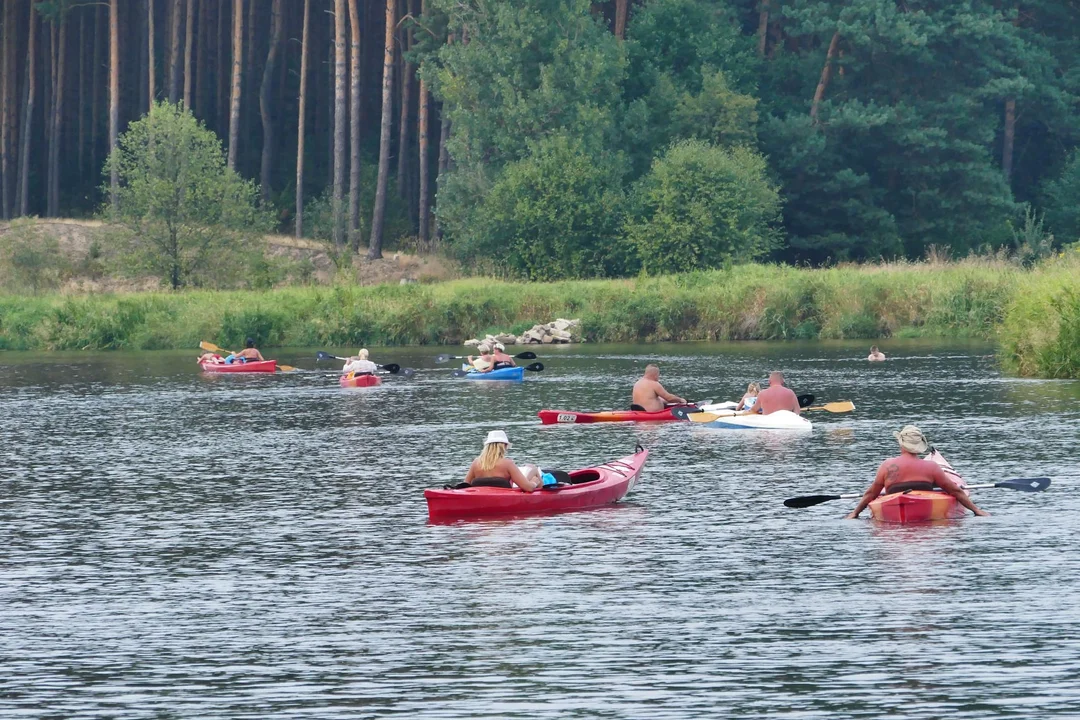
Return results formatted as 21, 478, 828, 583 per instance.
491, 342, 516, 369
463, 430, 542, 491
846, 425, 989, 518
342, 348, 378, 376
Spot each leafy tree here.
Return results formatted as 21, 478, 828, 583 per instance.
443, 134, 628, 280
1040, 150, 1080, 245
103, 102, 270, 289
626, 139, 781, 274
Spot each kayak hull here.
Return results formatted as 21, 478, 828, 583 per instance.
869, 491, 965, 523
697, 409, 812, 431
200, 359, 277, 373
460, 364, 524, 381
424, 449, 648, 521
339, 373, 382, 388
538, 407, 691, 424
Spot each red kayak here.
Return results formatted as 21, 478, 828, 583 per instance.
425, 449, 648, 521
339, 373, 382, 388
538, 407, 693, 424
199, 359, 277, 373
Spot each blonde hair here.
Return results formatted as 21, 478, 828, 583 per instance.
358, 349, 369, 360
478, 442, 507, 472
746, 382, 760, 395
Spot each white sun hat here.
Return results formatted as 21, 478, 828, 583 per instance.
483, 430, 511, 447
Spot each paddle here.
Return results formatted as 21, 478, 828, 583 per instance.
783, 477, 1052, 508
436, 351, 537, 363
452, 362, 544, 377
686, 399, 853, 423
805, 400, 855, 413
315, 351, 414, 377
200, 341, 295, 372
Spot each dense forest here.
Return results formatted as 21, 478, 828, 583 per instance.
1, 0, 1080, 278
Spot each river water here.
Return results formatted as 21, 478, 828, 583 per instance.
1, 340, 1078, 718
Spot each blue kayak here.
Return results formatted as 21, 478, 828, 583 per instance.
460, 364, 525, 381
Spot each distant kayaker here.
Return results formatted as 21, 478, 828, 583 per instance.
492, 342, 516, 369
736, 382, 761, 411
198, 351, 224, 364
463, 430, 542, 492
744, 371, 800, 415
846, 425, 990, 519
342, 348, 378, 375
467, 343, 495, 372
868, 346, 886, 362
228, 338, 265, 363
631, 364, 687, 412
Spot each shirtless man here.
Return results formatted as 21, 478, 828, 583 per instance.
868, 345, 886, 362
846, 425, 989, 519
229, 338, 265, 363
631, 364, 687, 412
745, 371, 801, 415
491, 342, 516, 369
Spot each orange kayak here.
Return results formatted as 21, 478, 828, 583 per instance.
869, 490, 966, 523
339, 373, 382, 388
200, 359, 277, 373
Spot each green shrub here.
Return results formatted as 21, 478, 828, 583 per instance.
626, 140, 781, 274
0, 218, 71, 294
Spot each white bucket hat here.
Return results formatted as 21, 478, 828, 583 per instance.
483, 430, 511, 447
494, 342, 506, 351
477, 343, 492, 354
894, 425, 929, 454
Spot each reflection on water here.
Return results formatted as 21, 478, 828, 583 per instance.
1, 340, 1078, 718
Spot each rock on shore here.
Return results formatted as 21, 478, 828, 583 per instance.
464, 319, 582, 346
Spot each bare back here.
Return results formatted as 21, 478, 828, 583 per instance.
876, 454, 959, 494
465, 457, 534, 491
754, 385, 800, 415
632, 378, 676, 412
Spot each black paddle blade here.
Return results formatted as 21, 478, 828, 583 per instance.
671, 407, 693, 421
524, 362, 544, 372
515, 351, 537, 360
798, 394, 815, 408
380, 363, 401, 374
435, 354, 454, 364
451, 369, 469, 378
399, 367, 416, 379
316, 351, 338, 362
784, 494, 842, 508
996, 477, 1051, 492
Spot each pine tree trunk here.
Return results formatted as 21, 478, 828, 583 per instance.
614, 0, 628, 39
809, 31, 840, 122
259, 0, 283, 205
78, 8, 86, 180
332, 0, 346, 246
17, 5, 36, 216
183, 0, 194, 108
49, 15, 68, 217
90, 5, 102, 188
1003, 99, 1016, 183
417, 1, 430, 244
217, 0, 227, 133
195, 0, 208, 117
396, 0, 412, 204
168, 0, 181, 102
227, 0, 243, 171
348, 0, 361, 248
146, 0, 155, 104
109, 0, 119, 210
368, 0, 395, 259
757, 0, 769, 57
295, 0, 310, 239
1, 0, 11, 219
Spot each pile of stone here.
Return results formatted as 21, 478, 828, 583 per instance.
464, 318, 582, 346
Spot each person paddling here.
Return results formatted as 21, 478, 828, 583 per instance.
491, 342, 516, 369
227, 338, 265, 364
467, 343, 495, 372
744, 371, 800, 415
868, 345, 886, 362
846, 426, 990, 519
463, 431, 542, 492
342, 348, 378, 376
631, 364, 687, 412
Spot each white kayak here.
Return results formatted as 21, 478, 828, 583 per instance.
694, 409, 812, 431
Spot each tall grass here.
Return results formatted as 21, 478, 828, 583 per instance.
0, 260, 1030, 353
999, 256, 1080, 378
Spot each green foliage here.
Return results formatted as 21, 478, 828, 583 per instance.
626, 140, 781, 274
0, 219, 71, 294
442, 135, 629, 280
1000, 259, 1080, 378
103, 102, 272, 290
1040, 150, 1080, 245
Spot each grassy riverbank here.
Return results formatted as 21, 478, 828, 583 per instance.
0, 258, 1076, 377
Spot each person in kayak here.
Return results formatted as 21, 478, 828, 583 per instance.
467, 343, 494, 372
491, 342, 516, 369
868, 345, 886, 362
342, 348, 378, 375
631, 364, 687, 412
736, 382, 760, 411
463, 430, 542, 491
846, 425, 990, 519
227, 338, 265, 364
743, 371, 800, 415
197, 352, 224, 364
